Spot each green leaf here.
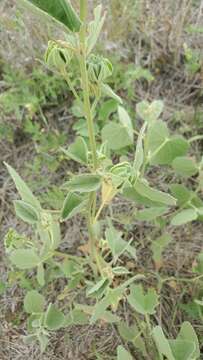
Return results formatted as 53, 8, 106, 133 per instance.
117, 345, 132, 360
122, 185, 166, 207
99, 99, 118, 121
177, 322, 200, 359
87, 5, 106, 54
133, 123, 147, 174
67, 174, 101, 193
171, 209, 197, 226
61, 192, 86, 221
44, 303, 65, 330
152, 326, 175, 360
24, 290, 45, 314
76, 303, 120, 323
102, 122, 133, 150
101, 83, 123, 104
135, 179, 176, 206
147, 120, 169, 154
169, 340, 196, 360
150, 136, 189, 166
21, 0, 81, 32
137, 100, 164, 123
87, 278, 109, 296
90, 293, 113, 324
118, 106, 134, 142
170, 184, 192, 206
151, 234, 172, 263
127, 284, 159, 315
91, 287, 124, 324
37, 263, 45, 286
65, 308, 89, 326
136, 206, 168, 221
172, 157, 198, 177
5, 163, 41, 210
14, 200, 39, 224
118, 322, 147, 356
38, 333, 49, 353
105, 221, 136, 260
10, 248, 40, 269
63, 137, 88, 165
112, 267, 130, 275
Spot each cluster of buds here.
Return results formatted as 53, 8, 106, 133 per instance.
87, 54, 113, 97
44, 40, 73, 73
87, 54, 113, 84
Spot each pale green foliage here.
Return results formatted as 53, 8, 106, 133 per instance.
24, 290, 45, 313
117, 345, 132, 360
127, 284, 159, 315
153, 322, 200, 360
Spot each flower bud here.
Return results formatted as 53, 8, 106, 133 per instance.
87, 54, 113, 84
45, 41, 72, 72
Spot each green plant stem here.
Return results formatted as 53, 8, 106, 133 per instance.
79, 0, 98, 271
61, 70, 83, 107
78, 50, 97, 170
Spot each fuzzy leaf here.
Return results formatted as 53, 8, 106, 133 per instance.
117, 345, 132, 360
102, 122, 133, 150
172, 157, 198, 177
136, 207, 168, 221
151, 234, 172, 263
169, 340, 196, 360
152, 326, 175, 360
118, 106, 134, 142
133, 123, 147, 174
61, 192, 86, 221
10, 248, 40, 269
127, 284, 159, 315
14, 200, 39, 224
5, 163, 41, 210
171, 209, 197, 226
87, 5, 106, 53
101, 83, 123, 104
151, 137, 189, 165
44, 304, 65, 330
64, 137, 88, 165
24, 290, 45, 314
20, 0, 81, 32
67, 174, 101, 193
118, 322, 147, 356
37, 263, 45, 286
137, 100, 164, 123
177, 322, 200, 359
135, 179, 176, 206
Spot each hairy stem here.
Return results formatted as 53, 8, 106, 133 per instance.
79, 0, 98, 271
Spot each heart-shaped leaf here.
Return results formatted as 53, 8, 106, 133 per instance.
137, 100, 164, 123
127, 284, 159, 315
